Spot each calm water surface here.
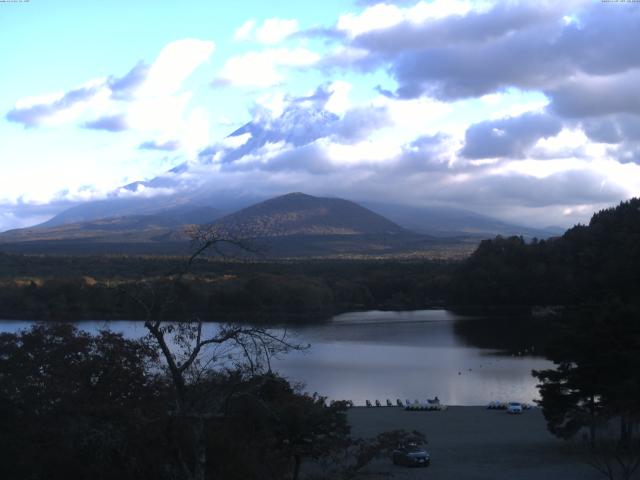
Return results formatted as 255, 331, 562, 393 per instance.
0, 310, 552, 406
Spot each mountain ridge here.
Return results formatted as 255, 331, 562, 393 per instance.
0, 193, 465, 257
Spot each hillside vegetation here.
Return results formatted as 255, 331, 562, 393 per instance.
450, 198, 640, 306
0, 256, 452, 321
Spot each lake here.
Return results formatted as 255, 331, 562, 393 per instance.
0, 309, 553, 406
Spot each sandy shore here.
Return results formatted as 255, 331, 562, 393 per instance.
346, 406, 602, 480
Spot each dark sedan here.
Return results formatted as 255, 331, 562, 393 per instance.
392, 443, 430, 467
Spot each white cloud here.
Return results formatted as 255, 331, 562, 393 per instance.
8, 38, 215, 134
114, 184, 176, 199
234, 19, 256, 41
234, 18, 299, 44
234, 140, 290, 167
338, 3, 404, 37
181, 106, 211, 156
324, 81, 352, 115
489, 98, 550, 119
409, 0, 477, 22
372, 94, 454, 142
222, 132, 252, 149
7, 38, 216, 164
139, 39, 215, 97
256, 18, 299, 44
254, 91, 287, 118
337, 0, 478, 37
326, 137, 402, 165
217, 48, 320, 87
127, 93, 192, 133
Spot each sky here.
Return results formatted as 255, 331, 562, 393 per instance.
1, 0, 639, 231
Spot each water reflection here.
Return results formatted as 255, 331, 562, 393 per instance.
0, 310, 552, 406
271, 310, 552, 405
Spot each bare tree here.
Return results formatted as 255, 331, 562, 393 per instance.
585, 437, 640, 480
123, 226, 303, 480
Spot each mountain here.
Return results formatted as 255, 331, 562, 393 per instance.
362, 202, 560, 239
210, 192, 406, 237
0, 206, 221, 244
0, 193, 465, 257
0, 191, 560, 257
9, 96, 559, 242
37, 104, 340, 229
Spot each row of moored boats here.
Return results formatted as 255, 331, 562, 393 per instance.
364, 397, 447, 411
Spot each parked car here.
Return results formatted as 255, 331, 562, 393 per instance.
507, 402, 523, 414
392, 443, 430, 467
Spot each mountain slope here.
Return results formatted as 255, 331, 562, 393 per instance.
210, 192, 406, 237
0, 206, 221, 243
363, 202, 560, 239
0, 193, 468, 257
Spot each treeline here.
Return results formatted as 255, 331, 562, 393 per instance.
446, 200, 640, 471
0, 258, 453, 321
450, 198, 640, 307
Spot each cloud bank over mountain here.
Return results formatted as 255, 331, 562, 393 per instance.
2, 0, 639, 231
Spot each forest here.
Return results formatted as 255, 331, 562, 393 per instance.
0, 255, 452, 321
1, 198, 639, 321
450, 198, 640, 308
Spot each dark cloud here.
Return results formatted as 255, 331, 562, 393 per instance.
331, 106, 390, 142
395, 133, 454, 173
609, 142, 640, 165
580, 114, 640, 164
431, 169, 626, 208
139, 140, 181, 151
108, 61, 149, 99
557, 6, 640, 76
262, 143, 334, 174
352, 3, 559, 54
548, 71, 640, 118
461, 112, 562, 159
6, 85, 101, 127
83, 114, 129, 132
581, 114, 640, 144
318, 2, 640, 103
582, 118, 624, 144
390, 34, 564, 100
0, 194, 85, 232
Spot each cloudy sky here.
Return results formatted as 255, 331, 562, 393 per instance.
1, 0, 640, 231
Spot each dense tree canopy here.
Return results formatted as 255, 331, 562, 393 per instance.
533, 303, 640, 444
0, 324, 421, 480
450, 198, 640, 307
0, 324, 165, 480
0, 258, 452, 321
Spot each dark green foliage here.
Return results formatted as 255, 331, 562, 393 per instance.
533, 303, 640, 444
451, 198, 640, 306
0, 257, 454, 321
206, 375, 351, 480
0, 324, 166, 480
0, 324, 413, 480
